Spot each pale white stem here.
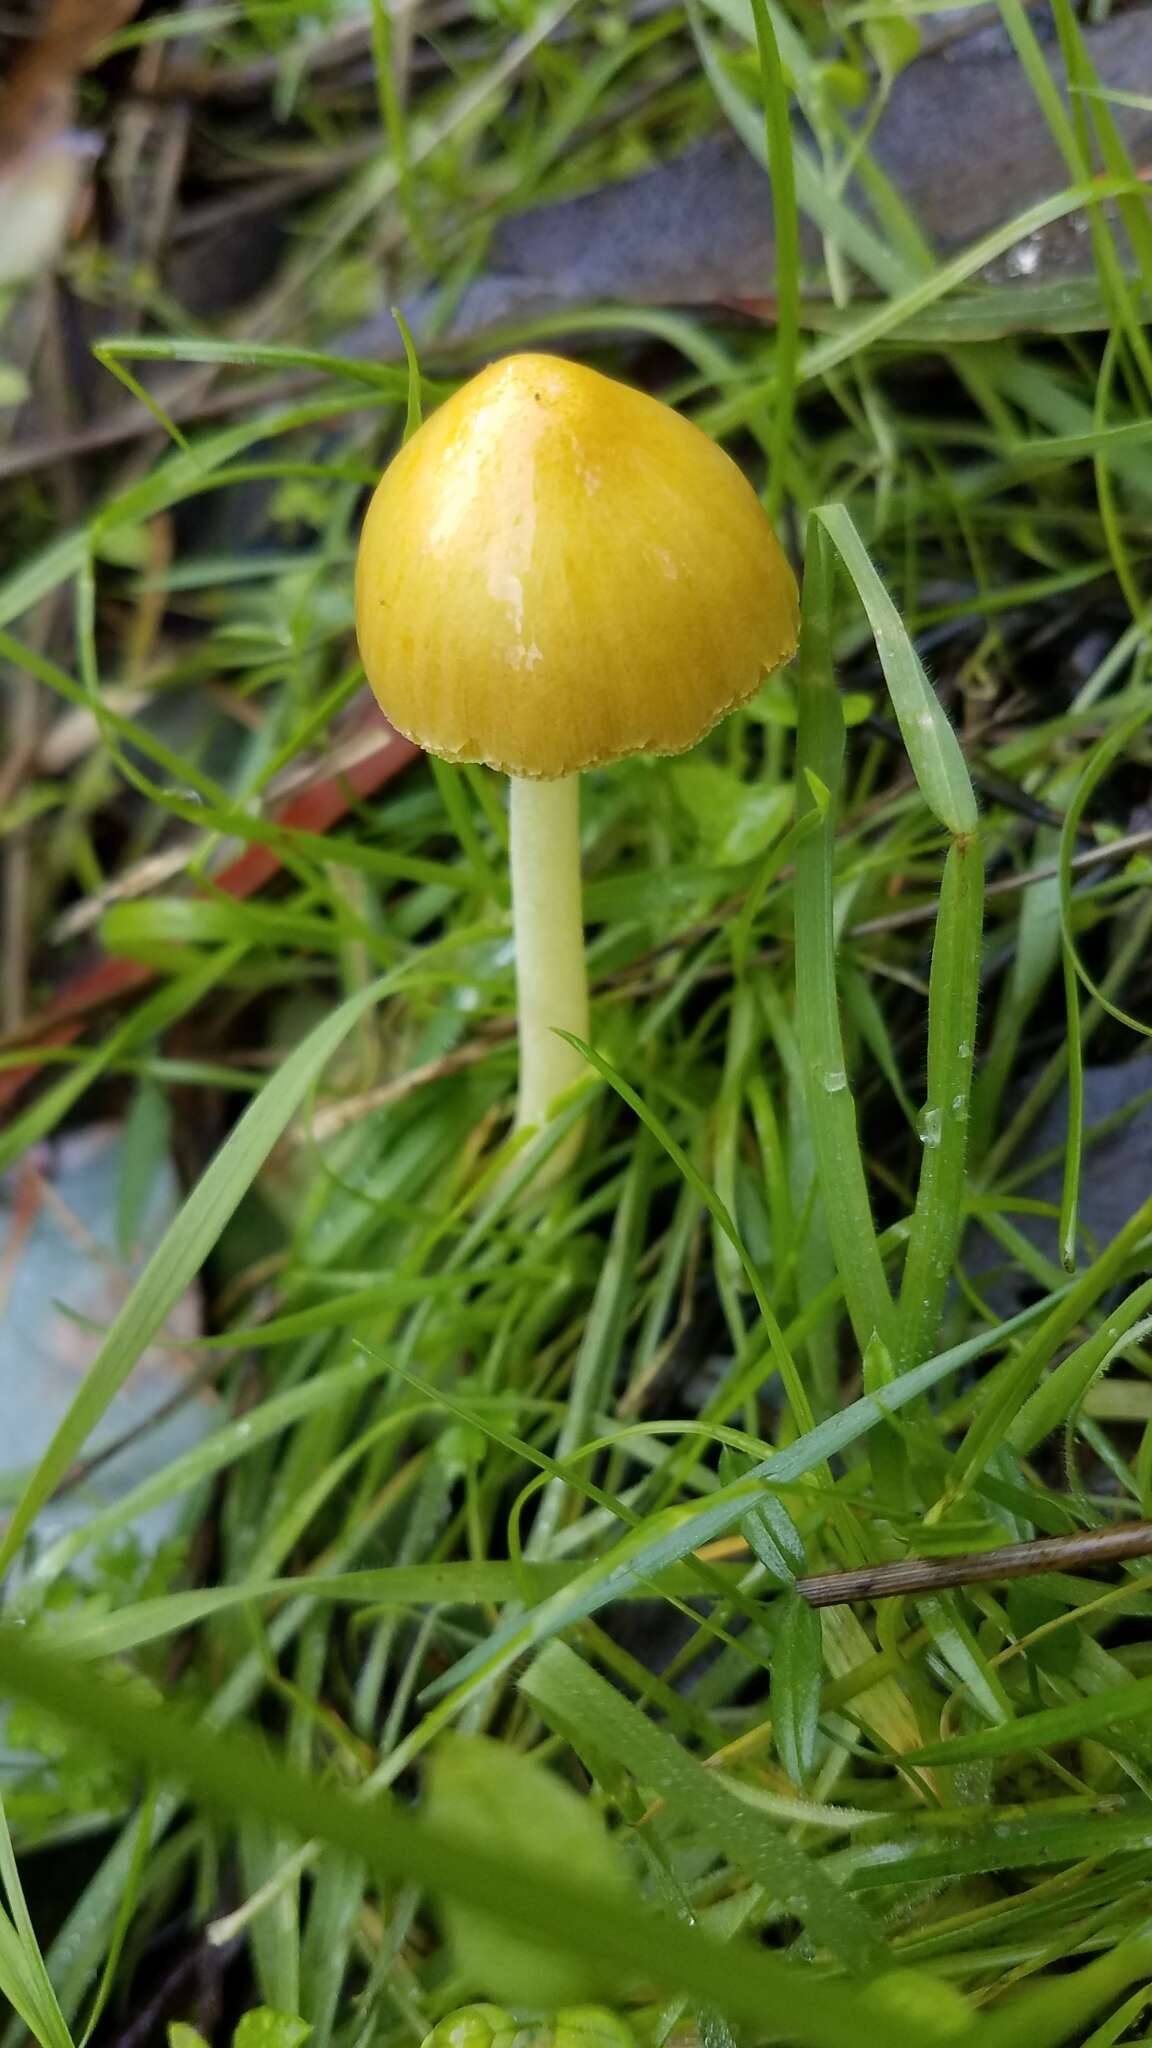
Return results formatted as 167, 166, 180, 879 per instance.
508, 774, 590, 1158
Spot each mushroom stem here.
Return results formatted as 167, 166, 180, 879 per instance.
508, 773, 590, 1168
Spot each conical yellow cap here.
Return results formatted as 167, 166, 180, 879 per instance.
355, 353, 798, 779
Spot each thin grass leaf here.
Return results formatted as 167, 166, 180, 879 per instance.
1059, 941, 1085, 1272
42, 1562, 729, 1662
794, 520, 897, 1353
93, 336, 425, 400
815, 504, 977, 834
393, 308, 424, 441
1009, 1277, 1152, 1458
897, 836, 984, 1367
772, 1588, 824, 1787
369, 0, 432, 271
76, 1789, 155, 2048
908, 1672, 1152, 1765
748, 0, 800, 521
0, 1796, 74, 2048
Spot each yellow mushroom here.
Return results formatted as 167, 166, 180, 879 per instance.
355, 353, 798, 1175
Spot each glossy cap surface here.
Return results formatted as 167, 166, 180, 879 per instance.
355, 353, 798, 777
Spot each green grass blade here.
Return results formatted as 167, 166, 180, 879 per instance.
93, 335, 426, 399
0, 1797, 74, 2048
523, 1641, 889, 1973
908, 1671, 1152, 1765
814, 504, 977, 835
748, 0, 800, 521
1059, 941, 1085, 1272
794, 519, 897, 1353
897, 836, 984, 1366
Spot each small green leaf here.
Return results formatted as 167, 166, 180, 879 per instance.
425, 1734, 631, 2006
169, 2027, 209, 2048
774, 1590, 823, 1785
553, 2009, 636, 2048
421, 2006, 517, 2048
864, 16, 921, 78
233, 2011, 311, 2048
671, 760, 792, 866
866, 1971, 971, 2040
820, 60, 868, 107
740, 1490, 805, 1585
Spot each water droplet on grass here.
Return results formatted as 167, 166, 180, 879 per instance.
919, 1106, 942, 1147
821, 1068, 847, 1094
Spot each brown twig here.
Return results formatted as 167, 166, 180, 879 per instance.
796, 1521, 1152, 1608
307, 1036, 508, 1141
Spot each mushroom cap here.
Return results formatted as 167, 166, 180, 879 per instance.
355, 353, 799, 779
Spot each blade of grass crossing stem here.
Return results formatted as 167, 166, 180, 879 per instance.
749, 0, 799, 520
0, 1794, 74, 2048
0, 1627, 927, 2048
896, 836, 984, 1367
0, 968, 406, 1572
794, 522, 898, 1355
521, 1642, 889, 1974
